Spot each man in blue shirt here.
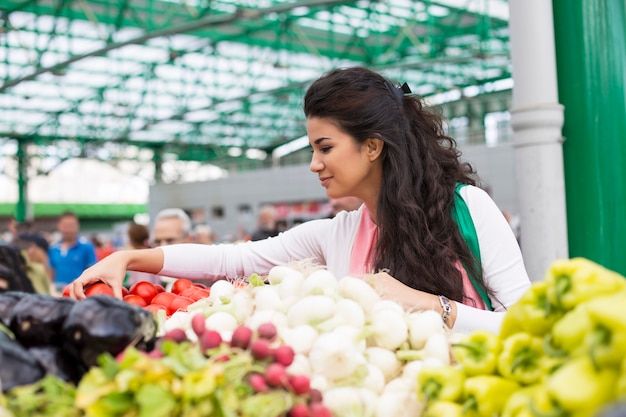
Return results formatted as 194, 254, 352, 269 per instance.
48, 211, 96, 291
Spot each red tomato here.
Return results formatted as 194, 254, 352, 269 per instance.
151, 291, 177, 308
167, 296, 194, 315
62, 285, 71, 297
171, 278, 193, 295
180, 287, 211, 301
124, 294, 148, 307
144, 304, 168, 315
192, 282, 208, 289
122, 286, 130, 297
129, 281, 158, 304
154, 284, 166, 294
84, 282, 115, 297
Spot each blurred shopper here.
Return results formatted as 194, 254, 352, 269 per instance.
125, 221, 160, 286
11, 232, 53, 294
91, 234, 116, 261
250, 205, 279, 241
194, 224, 216, 245
152, 208, 193, 246
48, 211, 97, 291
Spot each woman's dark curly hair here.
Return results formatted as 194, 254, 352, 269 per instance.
304, 66, 490, 303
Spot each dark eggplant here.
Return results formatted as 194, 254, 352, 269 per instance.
62, 295, 157, 367
0, 291, 30, 327
0, 331, 45, 392
27, 345, 86, 385
9, 294, 76, 347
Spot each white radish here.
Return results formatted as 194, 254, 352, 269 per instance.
277, 272, 305, 301
361, 364, 386, 394
365, 347, 402, 382
287, 295, 336, 327
375, 390, 423, 417
382, 377, 416, 394
317, 298, 365, 332
208, 279, 235, 304
407, 310, 445, 350
204, 311, 238, 335
337, 276, 381, 314
279, 324, 318, 354
253, 285, 286, 312
423, 332, 451, 365
245, 310, 288, 331
309, 331, 363, 381
229, 289, 254, 323
267, 265, 303, 285
400, 360, 424, 381
286, 353, 312, 376
367, 308, 408, 351
371, 299, 405, 316
322, 387, 377, 417
301, 269, 338, 296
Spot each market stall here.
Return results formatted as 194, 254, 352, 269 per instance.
1, 258, 625, 416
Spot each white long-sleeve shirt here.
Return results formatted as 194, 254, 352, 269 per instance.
160, 185, 531, 334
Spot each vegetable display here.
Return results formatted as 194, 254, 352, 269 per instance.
1, 256, 626, 417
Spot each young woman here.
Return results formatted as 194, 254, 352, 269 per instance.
69, 67, 530, 334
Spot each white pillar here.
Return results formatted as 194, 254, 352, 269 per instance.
508, 0, 568, 281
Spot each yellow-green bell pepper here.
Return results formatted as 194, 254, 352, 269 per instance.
545, 257, 626, 311
423, 401, 464, 417
416, 365, 465, 403
462, 375, 520, 417
500, 282, 563, 339
549, 303, 591, 357
501, 384, 541, 417
452, 330, 501, 376
497, 333, 544, 385
582, 291, 626, 368
546, 356, 618, 416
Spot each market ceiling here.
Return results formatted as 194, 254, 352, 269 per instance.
0, 0, 511, 172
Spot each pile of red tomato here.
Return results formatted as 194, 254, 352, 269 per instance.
64, 279, 211, 317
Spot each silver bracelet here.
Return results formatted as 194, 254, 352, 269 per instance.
438, 295, 452, 325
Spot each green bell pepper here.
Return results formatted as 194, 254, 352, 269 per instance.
497, 333, 544, 385
545, 257, 626, 311
416, 365, 465, 403
462, 375, 520, 417
452, 330, 501, 376
546, 356, 618, 416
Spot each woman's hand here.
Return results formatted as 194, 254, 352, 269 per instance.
368, 271, 457, 326
69, 251, 131, 300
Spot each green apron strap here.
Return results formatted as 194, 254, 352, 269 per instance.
451, 183, 494, 311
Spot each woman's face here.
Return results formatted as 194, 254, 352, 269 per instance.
307, 117, 382, 200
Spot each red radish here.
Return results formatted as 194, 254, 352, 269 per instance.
191, 313, 206, 337
257, 322, 278, 341
248, 373, 269, 393
309, 403, 332, 417
288, 375, 311, 395
200, 330, 223, 352
288, 403, 310, 417
308, 389, 323, 404
162, 328, 187, 343
148, 349, 164, 359
265, 363, 288, 387
250, 338, 273, 361
273, 344, 295, 366
231, 325, 254, 350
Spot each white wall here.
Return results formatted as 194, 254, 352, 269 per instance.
149, 143, 518, 239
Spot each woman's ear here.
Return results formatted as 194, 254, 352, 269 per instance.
364, 138, 384, 161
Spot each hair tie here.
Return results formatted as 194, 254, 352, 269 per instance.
385, 81, 412, 104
